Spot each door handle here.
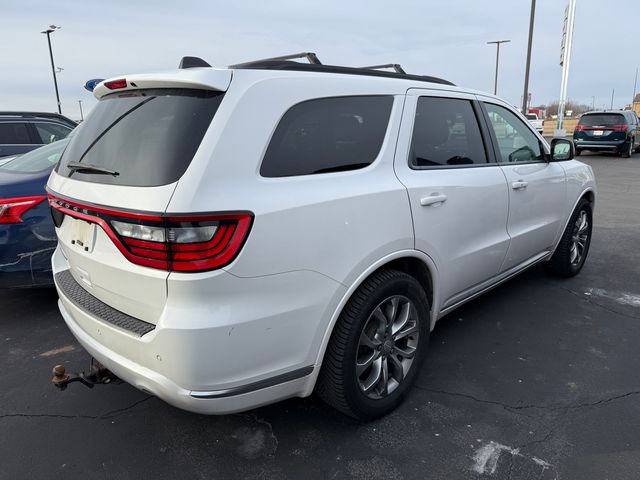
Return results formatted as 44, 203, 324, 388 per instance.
512, 180, 528, 190
420, 194, 448, 207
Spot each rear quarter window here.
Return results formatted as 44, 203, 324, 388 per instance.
260, 96, 394, 177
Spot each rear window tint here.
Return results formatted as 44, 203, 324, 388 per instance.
261, 96, 393, 177
579, 114, 626, 126
56, 89, 223, 187
0, 123, 31, 144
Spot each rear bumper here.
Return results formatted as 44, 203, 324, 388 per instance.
573, 139, 627, 151
52, 246, 344, 414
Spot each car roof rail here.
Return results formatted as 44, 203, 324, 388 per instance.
360, 63, 406, 74
231, 59, 454, 86
230, 52, 322, 68
178, 56, 212, 69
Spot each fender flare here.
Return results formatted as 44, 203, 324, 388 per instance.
550, 187, 596, 255
304, 249, 440, 395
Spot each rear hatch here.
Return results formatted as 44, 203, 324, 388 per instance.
574, 113, 628, 142
48, 69, 231, 323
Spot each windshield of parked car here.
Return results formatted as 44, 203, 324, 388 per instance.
579, 114, 626, 126
55, 88, 224, 187
0, 137, 70, 173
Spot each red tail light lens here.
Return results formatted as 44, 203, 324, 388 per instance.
104, 79, 127, 90
0, 196, 46, 224
48, 196, 253, 272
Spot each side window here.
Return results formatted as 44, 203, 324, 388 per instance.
409, 97, 487, 168
0, 123, 31, 144
261, 96, 393, 177
484, 103, 544, 163
34, 122, 72, 144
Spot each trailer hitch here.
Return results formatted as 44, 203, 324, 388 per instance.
52, 359, 119, 391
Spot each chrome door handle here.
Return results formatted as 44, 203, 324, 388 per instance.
512, 180, 528, 190
420, 194, 448, 206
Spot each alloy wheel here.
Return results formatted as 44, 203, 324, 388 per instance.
569, 210, 589, 266
356, 295, 419, 399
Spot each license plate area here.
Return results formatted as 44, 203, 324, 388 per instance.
69, 217, 97, 253
592, 130, 604, 136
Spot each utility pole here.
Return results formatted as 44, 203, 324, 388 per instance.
78, 100, 84, 121
521, 0, 536, 114
41, 25, 62, 114
610, 88, 615, 110
556, 0, 576, 136
632, 67, 638, 112
487, 40, 511, 95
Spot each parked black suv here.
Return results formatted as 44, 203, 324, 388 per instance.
0, 112, 76, 158
573, 110, 639, 157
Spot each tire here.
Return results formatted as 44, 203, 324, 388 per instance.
545, 199, 593, 277
622, 139, 633, 158
575, 148, 582, 157
316, 269, 430, 420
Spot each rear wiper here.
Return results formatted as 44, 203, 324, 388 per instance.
66, 161, 119, 176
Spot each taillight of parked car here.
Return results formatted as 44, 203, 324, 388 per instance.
48, 195, 253, 272
0, 196, 46, 224
575, 124, 627, 132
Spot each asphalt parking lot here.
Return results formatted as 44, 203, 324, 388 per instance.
1, 152, 639, 480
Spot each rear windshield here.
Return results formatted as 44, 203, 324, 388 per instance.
0, 138, 69, 174
56, 89, 224, 187
525, 114, 537, 120
578, 114, 626, 126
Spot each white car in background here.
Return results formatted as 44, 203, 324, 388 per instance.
47, 53, 596, 420
525, 113, 544, 134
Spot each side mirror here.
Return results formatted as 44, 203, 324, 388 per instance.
550, 138, 574, 162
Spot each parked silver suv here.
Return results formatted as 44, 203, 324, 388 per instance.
48, 53, 596, 419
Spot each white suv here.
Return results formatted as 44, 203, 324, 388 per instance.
47, 54, 595, 420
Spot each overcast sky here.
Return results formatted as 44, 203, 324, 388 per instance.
1, 0, 638, 121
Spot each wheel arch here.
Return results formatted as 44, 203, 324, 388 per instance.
550, 187, 596, 256
306, 250, 440, 396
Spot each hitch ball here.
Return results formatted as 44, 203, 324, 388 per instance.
52, 364, 70, 390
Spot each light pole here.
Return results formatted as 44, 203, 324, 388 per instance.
521, 0, 536, 114
487, 40, 511, 96
78, 100, 84, 122
41, 25, 62, 114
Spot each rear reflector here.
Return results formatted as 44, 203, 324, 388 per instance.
48, 195, 253, 273
0, 196, 46, 224
104, 79, 127, 90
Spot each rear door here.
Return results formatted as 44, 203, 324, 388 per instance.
479, 99, 566, 272
394, 89, 510, 310
48, 73, 230, 323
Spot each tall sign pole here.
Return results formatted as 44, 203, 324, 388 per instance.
521, 0, 536, 114
556, 0, 576, 136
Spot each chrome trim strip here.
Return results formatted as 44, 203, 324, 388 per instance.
190, 366, 314, 399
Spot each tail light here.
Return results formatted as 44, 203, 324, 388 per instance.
48, 195, 253, 272
0, 196, 46, 224
609, 125, 628, 131
541, 120, 545, 126
574, 124, 585, 131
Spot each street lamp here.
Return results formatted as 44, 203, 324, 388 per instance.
41, 25, 62, 114
487, 40, 511, 95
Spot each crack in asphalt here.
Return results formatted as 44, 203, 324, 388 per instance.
415, 385, 640, 414
558, 285, 640, 320
0, 396, 152, 421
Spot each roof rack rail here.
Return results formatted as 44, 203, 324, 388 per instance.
230, 52, 321, 68
361, 64, 406, 74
